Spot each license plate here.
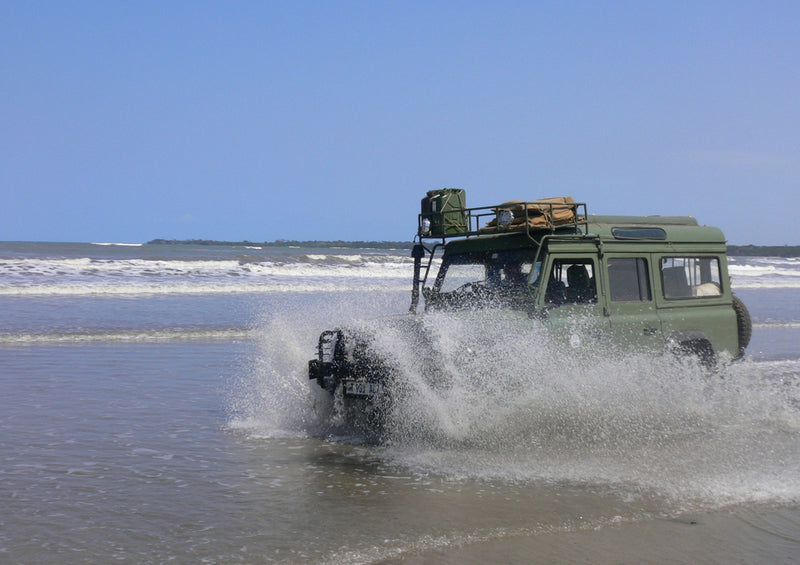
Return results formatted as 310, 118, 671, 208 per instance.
344, 380, 383, 397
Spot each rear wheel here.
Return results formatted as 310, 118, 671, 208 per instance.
732, 294, 752, 358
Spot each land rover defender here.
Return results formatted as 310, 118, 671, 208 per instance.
308, 189, 751, 435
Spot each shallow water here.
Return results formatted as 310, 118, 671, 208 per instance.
1, 243, 799, 563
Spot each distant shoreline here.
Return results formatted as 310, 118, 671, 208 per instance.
146, 239, 800, 257
726, 245, 800, 257
146, 239, 415, 250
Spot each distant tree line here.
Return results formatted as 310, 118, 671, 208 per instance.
147, 238, 414, 250
727, 245, 800, 257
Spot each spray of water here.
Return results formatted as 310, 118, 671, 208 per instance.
231, 296, 800, 507
227, 291, 406, 438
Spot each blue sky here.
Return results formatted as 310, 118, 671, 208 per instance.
2, 1, 798, 244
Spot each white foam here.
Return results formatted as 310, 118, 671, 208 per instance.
729, 258, 800, 288
0, 255, 414, 296
91, 242, 143, 247
0, 254, 797, 296
0, 281, 410, 297
0, 328, 256, 344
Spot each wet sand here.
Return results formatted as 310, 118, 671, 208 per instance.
385, 505, 800, 564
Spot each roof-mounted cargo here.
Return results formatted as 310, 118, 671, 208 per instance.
418, 188, 588, 241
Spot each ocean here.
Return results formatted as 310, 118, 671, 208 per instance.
1, 241, 799, 564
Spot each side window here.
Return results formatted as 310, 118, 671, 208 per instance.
544, 259, 597, 304
660, 257, 722, 299
608, 257, 652, 301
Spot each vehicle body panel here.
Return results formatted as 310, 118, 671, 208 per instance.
308, 192, 751, 439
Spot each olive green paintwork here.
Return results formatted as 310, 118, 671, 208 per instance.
308, 196, 751, 439
425, 213, 742, 360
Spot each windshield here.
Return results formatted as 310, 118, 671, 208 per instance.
428, 248, 540, 310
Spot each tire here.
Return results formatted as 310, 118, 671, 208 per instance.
678, 339, 716, 369
732, 294, 752, 358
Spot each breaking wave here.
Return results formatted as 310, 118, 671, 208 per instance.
0, 254, 414, 296
0, 328, 255, 345
2, 250, 797, 297
729, 257, 800, 289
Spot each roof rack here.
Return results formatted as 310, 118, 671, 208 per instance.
418, 193, 588, 242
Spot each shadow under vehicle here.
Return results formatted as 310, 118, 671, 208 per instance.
309, 189, 751, 439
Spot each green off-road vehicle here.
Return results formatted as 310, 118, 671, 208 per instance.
309, 189, 751, 436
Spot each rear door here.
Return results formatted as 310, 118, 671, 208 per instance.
655, 255, 739, 355
602, 254, 664, 352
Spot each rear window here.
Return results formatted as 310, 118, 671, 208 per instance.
660, 257, 722, 299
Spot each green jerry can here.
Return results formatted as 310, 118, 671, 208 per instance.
421, 188, 467, 236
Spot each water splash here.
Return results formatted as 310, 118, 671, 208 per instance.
227, 291, 406, 439
232, 299, 800, 507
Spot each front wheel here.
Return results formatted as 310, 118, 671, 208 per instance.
678, 339, 716, 368
667, 337, 717, 371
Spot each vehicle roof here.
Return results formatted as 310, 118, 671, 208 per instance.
443, 214, 727, 254
586, 215, 726, 243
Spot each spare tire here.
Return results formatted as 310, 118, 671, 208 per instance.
732, 294, 752, 358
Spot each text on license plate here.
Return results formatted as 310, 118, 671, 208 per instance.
344, 380, 383, 397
